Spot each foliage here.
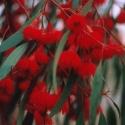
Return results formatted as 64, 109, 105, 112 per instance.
0, 0, 125, 125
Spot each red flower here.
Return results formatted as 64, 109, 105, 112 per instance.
58, 51, 82, 70
107, 37, 124, 56
17, 59, 40, 80
23, 26, 62, 45
104, 16, 115, 30
27, 91, 69, 114
34, 81, 48, 93
117, 9, 125, 24
35, 52, 50, 65
77, 56, 97, 77
92, 19, 105, 40
18, 80, 30, 91
47, 30, 62, 43
67, 26, 103, 49
91, 41, 124, 61
66, 34, 76, 47
66, 14, 86, 34
27, 81, 69, 114
0, 78, 14, 103
78, 31, 102, 49
22, 26, 40, 40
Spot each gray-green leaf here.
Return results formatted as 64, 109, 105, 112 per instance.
0, 43, 29, 80
89, 61, 103, 125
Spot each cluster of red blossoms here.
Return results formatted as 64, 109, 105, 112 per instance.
0, 0, 125, 125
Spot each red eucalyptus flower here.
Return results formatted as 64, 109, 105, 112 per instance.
23, 26, 62, 44
117, 9, 125, 24
22, 26, 40, 40
26, 81, 69, 114
0, 78, 14, 103
67, 30, 102, 49
17, 59, 40, 80
104, 16, 115, 30
66, 14, 86, 34
78, 31, 103, 49
27, 91, 69, 114
91, 39, 124, 61
35, 52, 50, 65
58, 50, 82, 70
18, 79, 30, 91
77, 56, 97, 77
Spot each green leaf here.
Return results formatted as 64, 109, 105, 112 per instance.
98, 113, 107, 125
52, 30, 70, 91
89, 61, 103, 125
0, 43, 29, 80
46, 61, 53, 86
63, 114, 70, 125
76, 111, 85, 125
77, 88, 83, 116
121, 65, 125, 125
113, 56, 121, 89
107, 96, 121, 118
0, 1, 43, 53
107, 106, 117, 125
49, 70, 77, 118
112, 100, 121, 118
80, 0, 93, 15
72, 0, 80, 10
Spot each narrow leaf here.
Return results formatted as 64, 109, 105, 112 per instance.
112, 101, 121, 118
121, 65, 125, 125
52, 30, 70, 91
89, 61, 103, 125
113, 56, 121, 89
46, 61, 53, 86
80, 0, 93, 15
0, 0, 43, 53
108, 96, 121, 118
0, 43, 29, 80
107, 106, 117, 125
76, 111, 85, 125
49, 70, 77, 118
72, 0, 80, 10
98, 112, 107, 125
77, 87, 83, 116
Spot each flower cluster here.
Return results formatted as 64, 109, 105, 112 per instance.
0, 0, 125, 125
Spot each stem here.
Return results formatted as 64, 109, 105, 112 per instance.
4, 0, 12, 34
32, 0, 35, 10
16, 0, 30, 19
94, 5, 124, 47
1, 26, 10, 43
